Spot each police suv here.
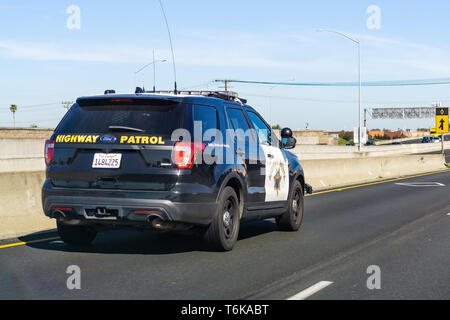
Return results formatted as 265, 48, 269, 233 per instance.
42, 90, 312, 251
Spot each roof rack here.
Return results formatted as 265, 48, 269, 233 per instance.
140, 89, 247, 104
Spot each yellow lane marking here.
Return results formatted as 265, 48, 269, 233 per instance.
306, 169, 450, 197
0, 237, 59, 249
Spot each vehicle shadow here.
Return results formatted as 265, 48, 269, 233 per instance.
21, 219, 279, 255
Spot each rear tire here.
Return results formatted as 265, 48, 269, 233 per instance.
203, 186, 240, 251
277, 180, 304, 231
57, 222, 97, 246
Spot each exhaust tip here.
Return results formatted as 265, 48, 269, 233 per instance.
148, 217, 193, 232
52, 210, 66, 220
149, 217, 165, 229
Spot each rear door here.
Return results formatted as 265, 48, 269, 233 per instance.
225, 106, 263, 205
49, 97, 184, 191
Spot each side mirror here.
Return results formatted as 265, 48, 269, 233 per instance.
281, 127, 296, 149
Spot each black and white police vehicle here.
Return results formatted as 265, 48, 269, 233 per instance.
42, 89, 312, 251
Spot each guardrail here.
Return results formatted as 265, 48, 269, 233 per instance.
293, 142, 450, 160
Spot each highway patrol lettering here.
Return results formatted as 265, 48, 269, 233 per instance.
55, 135, 164, 145
120, 136, 165, 145
56, 135, 100, 143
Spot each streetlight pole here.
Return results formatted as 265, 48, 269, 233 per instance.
317, 29, 362, 151
134, 55, 167, 92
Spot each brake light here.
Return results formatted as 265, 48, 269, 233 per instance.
109, 98, 133, 103
173, 142, 205, 169
44, 139, 55, 166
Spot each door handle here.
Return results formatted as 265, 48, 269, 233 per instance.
267, 153, 274, 159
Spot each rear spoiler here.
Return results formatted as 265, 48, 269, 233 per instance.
77, 97, 181, 107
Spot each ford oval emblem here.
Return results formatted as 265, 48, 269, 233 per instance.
100, 135, 117, 143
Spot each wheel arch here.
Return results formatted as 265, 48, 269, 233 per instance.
292, 172, 305, 195
216, 172, 246, 218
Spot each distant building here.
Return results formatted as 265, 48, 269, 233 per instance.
368, 130, 427, 139
368, 130, 405, 139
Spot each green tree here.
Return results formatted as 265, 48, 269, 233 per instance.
339, 131, 353, 141
9, 104, 17, 128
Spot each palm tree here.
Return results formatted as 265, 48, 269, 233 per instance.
10, 104, 17, 128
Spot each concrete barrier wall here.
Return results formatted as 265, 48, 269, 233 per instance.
0, 138, 46, 173
0, 171, 55, 240
302, 154, 446, 191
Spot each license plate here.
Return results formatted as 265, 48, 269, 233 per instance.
92, 153, 122, 169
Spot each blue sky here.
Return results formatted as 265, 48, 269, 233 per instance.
1, 0, 450, 130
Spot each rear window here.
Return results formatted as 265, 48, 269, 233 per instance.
55, 100, 183, 135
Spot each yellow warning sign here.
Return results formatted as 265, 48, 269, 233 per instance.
435, 107, 449, 134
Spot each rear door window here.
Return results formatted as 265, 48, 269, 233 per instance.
193, 105, 217, 134
226, 107, 255, 143
227, 108, 250, 131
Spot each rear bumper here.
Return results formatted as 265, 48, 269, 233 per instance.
42, 180, 218, 226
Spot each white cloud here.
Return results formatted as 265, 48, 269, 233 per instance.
0, 41, 141, 63
0, 39, 349, 72
1, 31, 450, 79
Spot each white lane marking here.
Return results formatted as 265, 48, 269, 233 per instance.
447, 213, 450, 216
287, 281, 333, 300
395, 182, 445, 187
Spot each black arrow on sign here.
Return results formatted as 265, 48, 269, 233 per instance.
439, 119, 445, 130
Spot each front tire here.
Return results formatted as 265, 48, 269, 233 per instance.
203, 186, 240, 251
277, 180, 304, 231
57, 222, 97, 246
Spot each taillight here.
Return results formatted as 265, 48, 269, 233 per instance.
133, 210, 162, 215
172, 142, 205, 169
45, 139, 55, 166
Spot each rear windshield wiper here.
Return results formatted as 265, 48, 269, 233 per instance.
108, 125, 145, 133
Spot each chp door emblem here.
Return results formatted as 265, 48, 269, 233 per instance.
270, 162, 286, 195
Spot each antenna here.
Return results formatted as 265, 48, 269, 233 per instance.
158, 0, 178, 94
62, 101, 74, 110
215, 79, 232, 91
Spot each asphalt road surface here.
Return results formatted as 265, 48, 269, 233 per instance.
1, 171, 450, 300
